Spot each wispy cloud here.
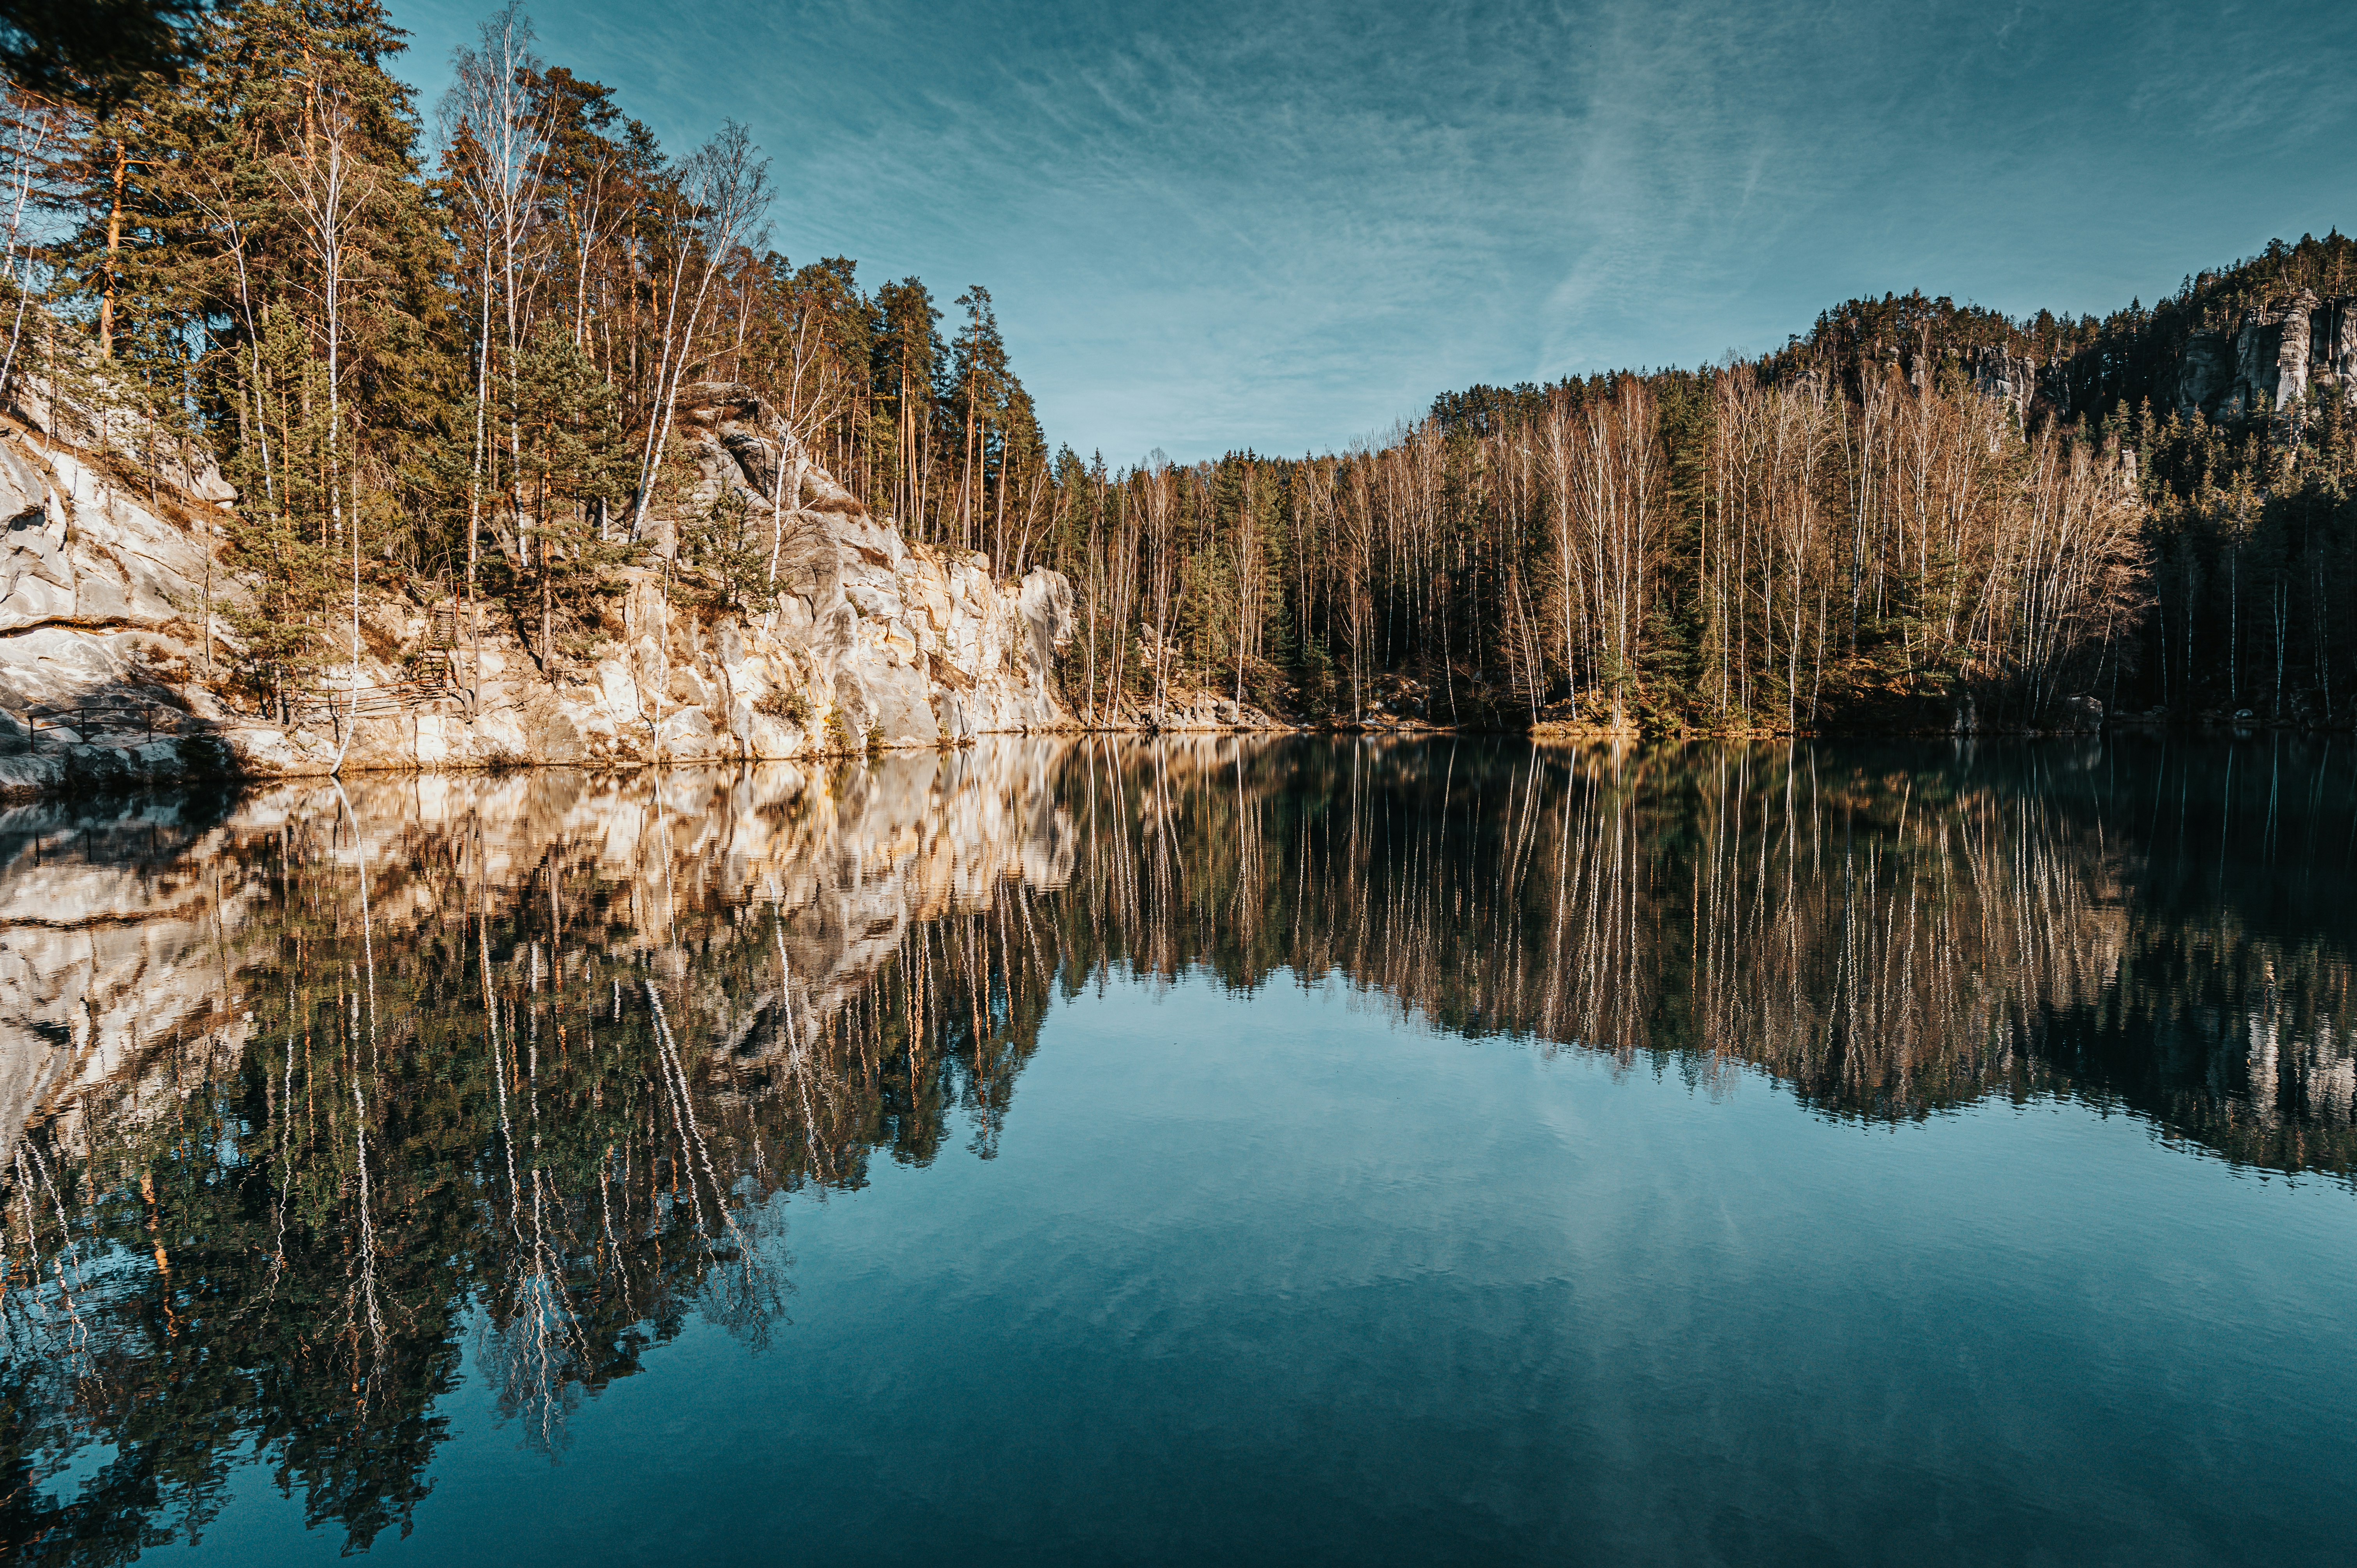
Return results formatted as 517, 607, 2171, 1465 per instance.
389, 0, 2357, 460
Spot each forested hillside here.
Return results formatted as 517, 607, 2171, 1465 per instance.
6, 0, 2356, 733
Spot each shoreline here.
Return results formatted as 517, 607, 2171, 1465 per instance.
0, 714, 2317, 806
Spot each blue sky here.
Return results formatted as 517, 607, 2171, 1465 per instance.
385, 0, 2357, 465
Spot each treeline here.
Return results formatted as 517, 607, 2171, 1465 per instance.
0, 1, 1053, 683
1027, 235, 2357, 732
7, 3, 2357, 727
1030, 369, 2141, 732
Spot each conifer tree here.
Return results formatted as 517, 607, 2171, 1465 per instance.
501, 320, 632, 669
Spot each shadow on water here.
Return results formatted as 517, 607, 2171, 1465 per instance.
0, 733, 2350, 1560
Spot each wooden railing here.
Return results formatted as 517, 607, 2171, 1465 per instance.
15, 612, 484, 751
22, 698, 191, 750
286, 660, 465, 725
426, 605, 488, 647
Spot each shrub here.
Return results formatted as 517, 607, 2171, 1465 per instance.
754, 687, 813, 725
822, 706, 854, 755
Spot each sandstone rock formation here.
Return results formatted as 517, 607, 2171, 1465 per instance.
0, 371, 1087, 799
2175, 290, 2357, 420
0, 414, 244, 793
1970, 344, 2050, 426
1961, 291, 2357, 434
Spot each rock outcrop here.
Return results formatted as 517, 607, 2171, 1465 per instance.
0, 373, 1085, 799
2175, 290, 2357, 420
1960, 292, 2357, 434
1970, 345, 2051, 427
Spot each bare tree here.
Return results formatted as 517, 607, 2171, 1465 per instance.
441, 4, 552, 611
1138, 454, 1179, 726
629, 122, 772, 543
272, 72, 378, 770
0, 90, 60, 401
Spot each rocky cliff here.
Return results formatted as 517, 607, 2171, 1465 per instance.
2171, 290, 2357, 421
0, 370, 1094, 799
1958, 289, 2357, 430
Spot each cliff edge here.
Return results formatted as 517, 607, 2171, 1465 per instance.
0, 371, 1086, 798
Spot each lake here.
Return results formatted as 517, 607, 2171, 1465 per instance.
2, 736, 2352, 1566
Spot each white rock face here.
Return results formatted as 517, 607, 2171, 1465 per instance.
0, 377, 1082, 796
2175, 290, 2357, 420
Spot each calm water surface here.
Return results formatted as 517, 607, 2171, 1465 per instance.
2, 737, 2353, 1565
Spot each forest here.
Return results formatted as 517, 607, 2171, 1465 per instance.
6, 0, 2357, 732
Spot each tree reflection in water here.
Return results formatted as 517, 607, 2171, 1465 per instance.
1, 735, 2350, 1560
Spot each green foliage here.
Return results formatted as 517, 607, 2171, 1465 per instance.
484, 322, 636, 663
28, 0, 2357, 732
677, 487, 777, 615
510, 322, 629, 517
2118, 390, 2357, 719
0, 0, 208, 111
214, 303, 389, 699
754, 685, 811, 725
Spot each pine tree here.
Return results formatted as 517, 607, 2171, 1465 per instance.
501, 320, 633, 669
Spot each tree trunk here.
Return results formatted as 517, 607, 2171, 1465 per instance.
98, 140, 127, 360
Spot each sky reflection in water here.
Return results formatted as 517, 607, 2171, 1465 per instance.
2, 736, 2353, 1565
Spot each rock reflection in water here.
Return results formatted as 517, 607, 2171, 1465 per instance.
1, 735, 2352, 1561
0, 745, 1078, 1559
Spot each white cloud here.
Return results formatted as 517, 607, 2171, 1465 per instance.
389, 0, 2357, 461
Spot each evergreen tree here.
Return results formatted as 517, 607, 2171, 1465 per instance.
500, 320, 633, 669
